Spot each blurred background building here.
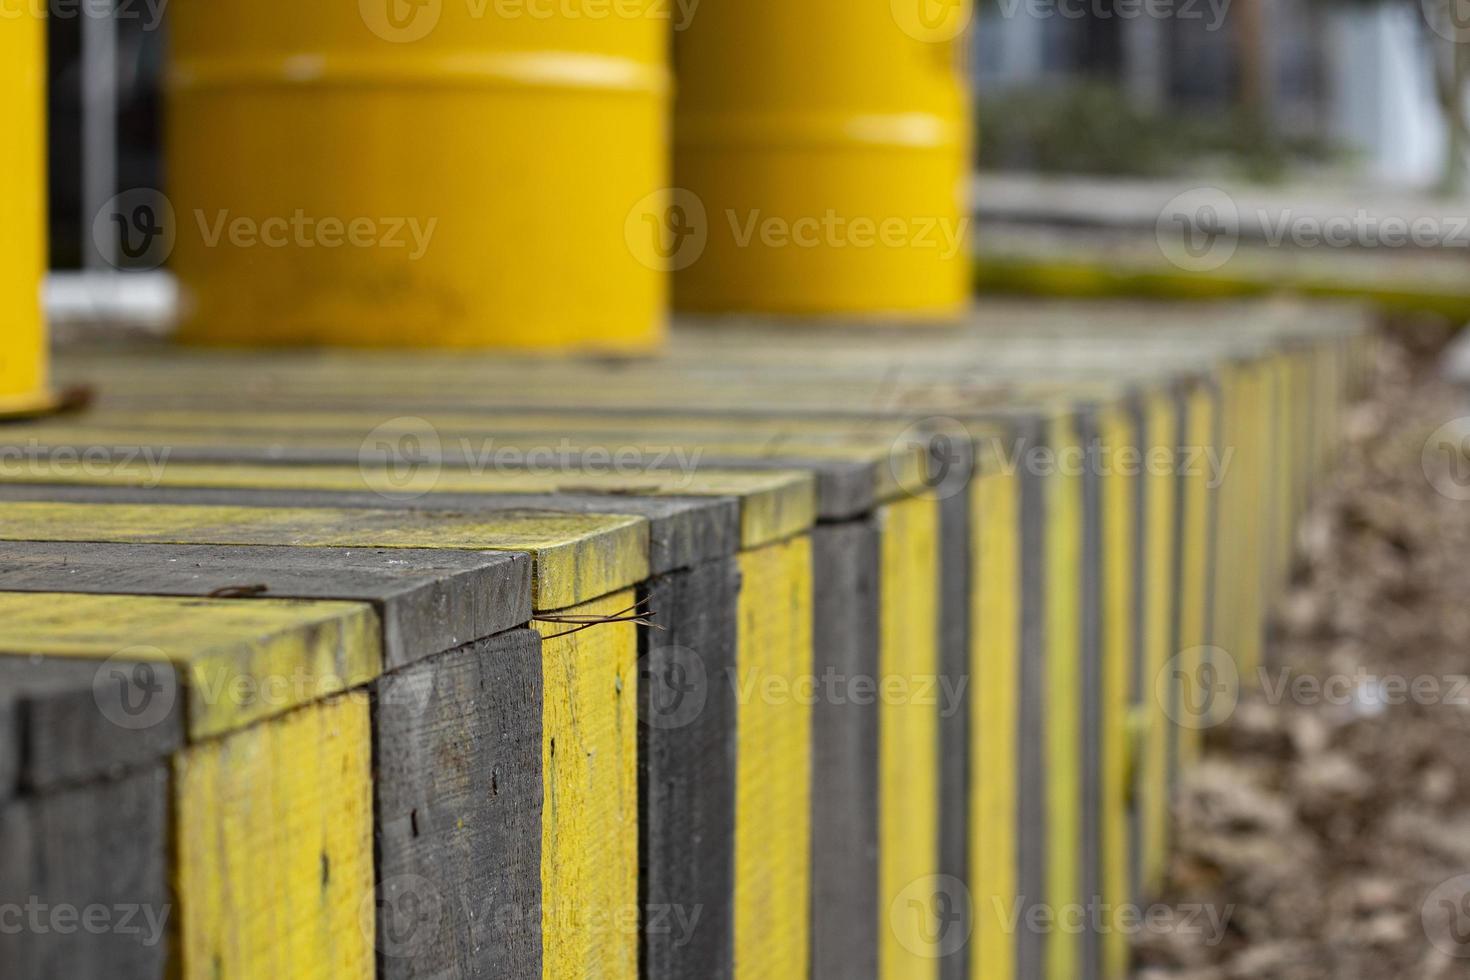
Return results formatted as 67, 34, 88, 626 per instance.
44, 0, 1468, 272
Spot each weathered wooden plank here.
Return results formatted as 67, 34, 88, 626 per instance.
174, 692, 374, 979
0, 502, 648, 611
1044, 414, 1086, 980
640, 558, 740, 980
0, 655, 183, 795
878, 495, 943, 980
0, 541, 531, 670
971, 450, 1021, 980
937, 474, 974, 980
0, 485, 733, 578
1098, 405, 1139, 980
733, 535, 813, 979
3, 423, 915, 521
0, 456, 817, 553
0, 592, 380, 741
1077, 408, 1105, 980
372, 628, 544, 980
1138, 391, 1180, 897
809, 521, 880, 980
532, 592, 640, 980
0, 766, 172, 979
1017, 415, 1050, 980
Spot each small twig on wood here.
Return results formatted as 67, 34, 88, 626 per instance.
206, 584, 271, 598
534, 596, 662, 640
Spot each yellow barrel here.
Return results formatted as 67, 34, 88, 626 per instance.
0, 3, 54, 416
169, 1, 669, 351
673, 0, 973, 317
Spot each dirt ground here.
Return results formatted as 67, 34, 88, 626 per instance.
1133, 324, 1470, 980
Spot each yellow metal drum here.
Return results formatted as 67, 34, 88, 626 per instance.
0, 4, 54, 416
169, 1, 669, 351
673, 0, 973, 317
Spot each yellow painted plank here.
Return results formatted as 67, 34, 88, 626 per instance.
971, 459, 1019, 980
1139, 393, 1179, 896
1177, 384, 1217, 767
0, 456, 816, 552
533, 592, 640, 980
734, 535, 814, 980
1045, 415, 1084, 980
878, 495, 942, 980
174, 693, 374, 980
1210, 366, 1243, 699
1234, 362, 1268, 683
1098, 407, 1137, 980
0, 591, 380, 741
12, 421, 927, 505
1270, 356, 1294, 590
0, 501, 648, 611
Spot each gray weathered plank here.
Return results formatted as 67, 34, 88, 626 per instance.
0, 655, 183, 798
1078, 406, 1104, 980
0, 540, 531, 670
809, 520, 881, 980
937, 442, 975, 980
640, 557, 740, 980
0, 485, 737, 575
0, 765, 172, 979
372, 628, 544, 980
1017, 413, 1050, 980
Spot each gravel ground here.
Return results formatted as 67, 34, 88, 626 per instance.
1134, 324, 1470, 980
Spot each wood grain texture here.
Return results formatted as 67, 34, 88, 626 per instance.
879, 495, 943, 980
937, 478, 974, 980
174, 693, 374, 979
6, 423, 913, 522
809, 521, 881, 980
0, 501, 649, 610
0, 457, 816, 553
734, 536, 814, 980
372, 628, 544, 980
0, 766, 172, 979
640, 558, 740, 980
0, 592, 381, 740
0, 541, 531, 670
0, 484, 736, 578
533, 592, 640, 980
1017, 416, 1050, 980
0, 655, 183, 795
